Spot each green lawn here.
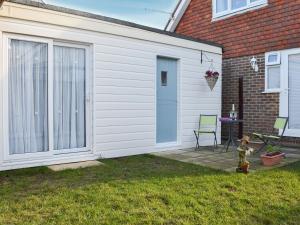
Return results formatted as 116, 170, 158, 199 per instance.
0, 155, 299, 225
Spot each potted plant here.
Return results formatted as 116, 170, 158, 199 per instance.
205, 70, 219, 91
261, 145, 285, 166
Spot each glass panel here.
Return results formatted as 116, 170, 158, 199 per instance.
268, 54, 278, 64
288, 54, 300, 129
161, 71, 167, 86
267, 66, 280, 89
53, 46, 86, 150
216, 0, 228, 13
231, 0, 247, 10
8, 39, 48, 154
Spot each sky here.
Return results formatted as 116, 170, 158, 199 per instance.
46, 0, 179, 29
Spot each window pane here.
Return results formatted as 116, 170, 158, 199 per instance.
268, 54, 278, 63
231, 0, 247, 10
216, 0, 228, 13
161, 71, 168, 86
267, 66, 280, 89
250, 0, 260, 3
8, 39, 48, 154
53, 46, 86, 150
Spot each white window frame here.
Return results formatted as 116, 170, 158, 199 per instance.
212, 0, 268, 20
2, 34, 92, 161
264, 51, 282, 93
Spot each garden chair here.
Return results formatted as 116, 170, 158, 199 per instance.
194, 115, 218, 150
253, 117, 288, 153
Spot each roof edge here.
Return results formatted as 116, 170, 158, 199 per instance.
165, 0, 191, 32
4, 0, 222, 49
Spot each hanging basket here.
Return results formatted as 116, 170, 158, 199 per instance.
205, 76, 218, 91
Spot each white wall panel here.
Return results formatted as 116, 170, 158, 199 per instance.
0, 2, 222, 170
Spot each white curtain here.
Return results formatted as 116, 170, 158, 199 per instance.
53, 46, 86, 150
289, 54, 300, 129
8, 40, 48, 154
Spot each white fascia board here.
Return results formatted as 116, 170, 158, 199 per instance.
165, 0, 191, 32
0, 1, 221, 54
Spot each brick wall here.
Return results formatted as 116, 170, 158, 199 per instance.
176, 0, 300, 59
176, 0, 300, 146
222, 55, 300, 146
222, 54, 278, 136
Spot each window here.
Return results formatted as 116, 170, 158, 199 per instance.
161, 71, 168, 86
265, 52, 281, 92
4, 34, 90, 158
266, 52, 281, 65
213, 0, 267, 19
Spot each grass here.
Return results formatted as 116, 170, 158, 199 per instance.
0, 155, 299, 225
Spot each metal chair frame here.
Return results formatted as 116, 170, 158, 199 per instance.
253, 117, 288, 153
193, 114, 218, 150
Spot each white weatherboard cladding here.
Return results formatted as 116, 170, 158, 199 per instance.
93, 38, 221, 155
0, 2, 222, 170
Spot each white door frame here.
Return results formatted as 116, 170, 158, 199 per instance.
155, 55, 181, 148
2, 33, 92, 161
280, 48, 300, 137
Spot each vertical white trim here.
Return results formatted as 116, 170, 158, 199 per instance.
177, 58, 182, 146
154, 55, 158, 146
48, 40, 54, 154
90, 45, 96, 153
0, 31, 3, 163
3, 35, 9, 160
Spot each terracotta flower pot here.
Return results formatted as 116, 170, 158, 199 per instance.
261, 152, 285, 166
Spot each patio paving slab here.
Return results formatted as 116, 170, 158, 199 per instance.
153, 146, 300, 172
48, 160, 103, 171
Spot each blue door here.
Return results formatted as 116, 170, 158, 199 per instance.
156, 57, 178, 143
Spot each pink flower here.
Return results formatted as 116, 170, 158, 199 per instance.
205, 70, 213, 77
213, 71, 219, 77
205, 70, 219, 78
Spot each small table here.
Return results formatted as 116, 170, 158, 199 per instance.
219, 118, 243, 152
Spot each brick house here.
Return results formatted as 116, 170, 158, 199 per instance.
166, 0, 300, 145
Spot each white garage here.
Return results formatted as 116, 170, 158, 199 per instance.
0, 0, 222, 171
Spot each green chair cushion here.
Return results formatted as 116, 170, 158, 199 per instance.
200, 115, 217, 126
194, 130, 215, 134
274, 118, 288, 129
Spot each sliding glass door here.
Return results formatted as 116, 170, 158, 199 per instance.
53, 45, 86, 151
8, 39, 49, 155
4, 34, 90, 159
